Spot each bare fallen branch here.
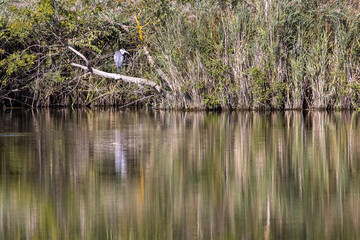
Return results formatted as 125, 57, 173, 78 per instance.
60, 40, 162, 93
67, 45, 92, 71
70, 63, 162, 93
143, 46, 173, 90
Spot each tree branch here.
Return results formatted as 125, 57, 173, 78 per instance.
63, 42, 162, 93
143, 46, 173, 91
70, 63, 162, 93
67, 45, 91, 70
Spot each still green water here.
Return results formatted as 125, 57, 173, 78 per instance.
0, 110, 360, 239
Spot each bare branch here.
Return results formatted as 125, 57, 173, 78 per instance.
67, 45, 90, 68
143, 46, 173, 90
53, 33, 93, 72
61, 40, 162, 93
60, 37, 163, 93
70, 63, 162, 93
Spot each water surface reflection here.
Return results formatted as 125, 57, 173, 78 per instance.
0, 110, 360, 239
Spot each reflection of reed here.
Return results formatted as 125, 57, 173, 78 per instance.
1, 110, 360, 239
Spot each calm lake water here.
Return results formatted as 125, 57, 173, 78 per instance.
0, 109, 360, 239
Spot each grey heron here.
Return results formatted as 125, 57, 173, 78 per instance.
114, 48, 129, 71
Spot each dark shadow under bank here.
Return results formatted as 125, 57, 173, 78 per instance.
2, 102, 359, 116
0, 84, 358, 111
1, 92, 359, 111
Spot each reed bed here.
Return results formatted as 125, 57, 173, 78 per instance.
1, 0, 360, 109
148, 0, 360, 110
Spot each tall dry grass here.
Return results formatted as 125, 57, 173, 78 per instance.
146, 0, 360, 110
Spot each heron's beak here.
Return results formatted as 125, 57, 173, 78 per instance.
125, 50, 130, 55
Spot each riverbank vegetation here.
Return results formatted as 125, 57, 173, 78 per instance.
1, 0, 360, 110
